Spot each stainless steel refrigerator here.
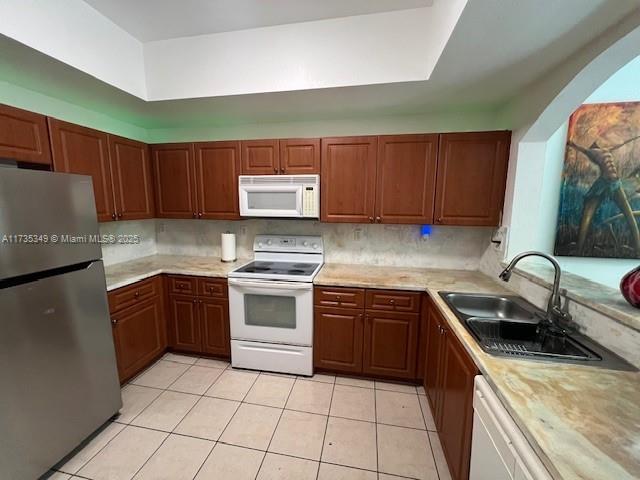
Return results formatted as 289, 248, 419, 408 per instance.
0, 168, 122, 479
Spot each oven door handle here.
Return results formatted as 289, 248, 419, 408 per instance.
228, 278, 313, 290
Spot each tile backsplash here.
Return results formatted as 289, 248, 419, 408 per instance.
101, 218, 494, 270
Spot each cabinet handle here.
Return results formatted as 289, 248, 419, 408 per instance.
192, 299, 197, 304
376, 216, 381, 223
117, 212, 123, 219
280, 167, 285, 174
111, 318, 117, 325
192, 212, 197, 218
209, 286, 214, 292
134, 291, 140, 298
389, 299, 395, 305
368, 216, 374, 222
198, 212, 203, 218
273, 167, 278, 173
111, 213, 116, 220
336, 295, 341, 301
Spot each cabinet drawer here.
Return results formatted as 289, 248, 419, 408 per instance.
167, 275, 197, 295
108, 276, 161, 313
198, 277, 228, 298
314, 286, 365, 309
366, 289, 421, 313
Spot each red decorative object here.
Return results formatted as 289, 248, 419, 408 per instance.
620, 266, 640, 308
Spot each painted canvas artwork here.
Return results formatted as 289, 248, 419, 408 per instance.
554, 102, 640, 259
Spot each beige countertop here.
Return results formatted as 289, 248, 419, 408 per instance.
104, 256, 640, 479
317, 262, 640, 480
104, 254, 250, 291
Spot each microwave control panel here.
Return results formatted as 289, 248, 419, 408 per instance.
302, 186, 319, 217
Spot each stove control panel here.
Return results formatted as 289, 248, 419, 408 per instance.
254, 235, 323, 253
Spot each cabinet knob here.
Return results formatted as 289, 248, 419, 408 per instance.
199, 299, 203, 304
134, 291, 140, 298
389, 299, 395, 305
336, 295, 341, 301
280, 167, 285, 174
368, 216, 374, 222
273, 167, 278, 173
192, 212, 197, 218
111, 213, 116, 220
376, 216, 381, 223
198, 212, 203, 218
111, 318, 117, 325
192, 299, 197, 304
117, 212, 123, 219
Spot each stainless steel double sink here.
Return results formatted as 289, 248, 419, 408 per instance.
439, 292, 635, 370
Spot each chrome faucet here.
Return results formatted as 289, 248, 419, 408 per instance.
499, 251, 572, 329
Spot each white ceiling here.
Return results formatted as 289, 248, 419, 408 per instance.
0, 0, 637, 132
84, 0, 433, 41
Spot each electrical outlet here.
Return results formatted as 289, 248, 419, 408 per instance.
354, 228, 362, 241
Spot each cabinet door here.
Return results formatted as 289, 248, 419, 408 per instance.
279, 138, 320, 174
194, 141, 241, 219
439, 330, 478, 480
168, 294, 201, 353
424, 303, 444, 415
48, 118, 115, 222
241, 139, 280, 174
112, 297, 166, 383
152, 143, 197, 219
109, 135, 154, 220
314, 306, 363, 374
200, 298, 230, 357
376, 134, 438, 224
0, 104, 51, 165
434, 131, 510, 226
321, 136, 377, 223
363, 310, 418, 379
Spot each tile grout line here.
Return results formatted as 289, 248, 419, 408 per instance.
252, 373, 297, 480
315, 377, 335, 480
374, 385, 379, 475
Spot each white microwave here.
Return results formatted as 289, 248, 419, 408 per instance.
239, 175, 320, 218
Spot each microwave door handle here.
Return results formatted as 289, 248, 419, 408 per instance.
228, 278, 313, 290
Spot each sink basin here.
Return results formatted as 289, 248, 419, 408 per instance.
443, 293, 536, 321
437, 292, 626, 366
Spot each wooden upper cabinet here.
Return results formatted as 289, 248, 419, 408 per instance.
109, 135, 154, 220
321, 136, 377, 223
0, 104, 51, 165
152, 143, 197, 219
241, 139, 280, 174
279, 138, 320, 174
48, 118, 115, 222
194, 141, 241, 220
434, 131, 510, 226
376, 134, 438, 224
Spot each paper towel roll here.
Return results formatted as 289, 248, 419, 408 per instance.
221, 232, 237, 262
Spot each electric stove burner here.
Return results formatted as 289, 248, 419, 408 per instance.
234, 261, 319, 277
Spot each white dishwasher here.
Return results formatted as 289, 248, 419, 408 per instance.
470, 376, 552, 480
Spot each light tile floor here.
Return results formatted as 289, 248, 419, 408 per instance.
51, 353, 452, 480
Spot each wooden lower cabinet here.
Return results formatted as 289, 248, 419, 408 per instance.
201, 298, 231, 356
423, 295, 479, 480
363, 310, 418, 379
167, 276, 231, 357
314, 306, 364, 374
109, 278, 166, 384
168, 294, 202, 353
314, 286, 420, 380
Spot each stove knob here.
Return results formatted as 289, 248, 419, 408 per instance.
257, 241, 263, 248
302, 241, 309, 247
312, 243, 318, 249
266, 239, 272, 246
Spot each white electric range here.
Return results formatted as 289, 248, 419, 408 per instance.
227, 235, 323, 376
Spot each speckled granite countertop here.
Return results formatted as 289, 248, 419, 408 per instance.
104, 254, 250, 291
316, 263, 640, 480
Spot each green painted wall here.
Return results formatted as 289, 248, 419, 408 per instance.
0, 80, 148, 142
